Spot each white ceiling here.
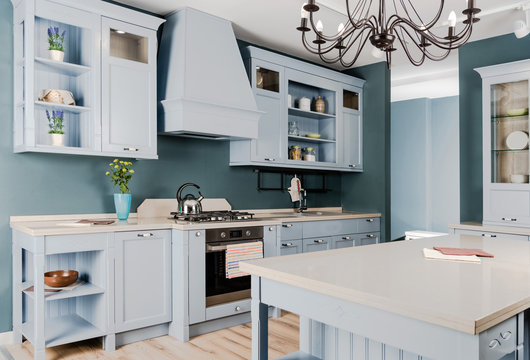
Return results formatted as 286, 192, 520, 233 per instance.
117, 0, 530, 99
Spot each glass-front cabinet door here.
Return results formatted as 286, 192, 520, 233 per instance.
478, 62, 530, 227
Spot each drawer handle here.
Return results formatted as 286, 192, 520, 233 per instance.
482, 234, 497, 238
264, 158, 276, 161
366, 219, 374, 222
282, 224, 293, 228
282, 242, 293, 247
349, 164, 356, 168
196, 232, 201, 237
235, 306, 241, 311
367, 234, 375, 238
137, 233, 153, 237
269, 227, 274, 231
314, 239, 324, 243
342, 236, 351, 240
488, 339, 500, 349
500, 331, 512, 340
502, 217, 517, 222
123, 147, 139, 152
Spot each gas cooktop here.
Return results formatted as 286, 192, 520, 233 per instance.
171, 210, 255, 222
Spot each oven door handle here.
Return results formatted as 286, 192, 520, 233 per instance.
206, 240, 263, 253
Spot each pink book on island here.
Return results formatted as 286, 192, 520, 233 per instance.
433, 247, 494, 258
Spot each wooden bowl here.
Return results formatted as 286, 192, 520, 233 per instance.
44, 270, 78, 288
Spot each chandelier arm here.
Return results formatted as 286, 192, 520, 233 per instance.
387, 0, 444, 31
339, 31, 374, 68
302, 31, 349, 55
346, 0, 375, 30
394, 22, 473, 52
395, 35, 427, 67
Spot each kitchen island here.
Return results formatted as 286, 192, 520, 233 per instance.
240, 234, 530, 359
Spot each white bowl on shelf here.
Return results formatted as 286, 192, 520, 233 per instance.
506, 130, 529, 150
510, 174, 529, 184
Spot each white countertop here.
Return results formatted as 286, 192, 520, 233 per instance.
10, 209, 381, 236
450, 221, 530, 236
240, 234, 530, 335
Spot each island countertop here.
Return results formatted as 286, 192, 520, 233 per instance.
240, 234, 530, 335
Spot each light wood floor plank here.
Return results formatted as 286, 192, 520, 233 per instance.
5, 313, 299, 360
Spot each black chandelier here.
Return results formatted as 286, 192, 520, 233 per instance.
297, 0, 481, 68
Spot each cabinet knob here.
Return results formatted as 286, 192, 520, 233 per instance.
342, 236, 351, 240
137, 233, 153, 237
367, 234, 375, 238
366, 218, 374, 222
264, 158, 276, 161
502, 217, 517, 222
269, 227, 274, 231
282, 242, 293, 247
500, 331, 511, 340
482, 234, 497, 238
282, 224, 293, 228
488, 339, 500, 349
196, 231, 201, 237
123, 147, 139, 152
314, 239, 324, 243
235, 306, 241, 311
349, 164, 356, 168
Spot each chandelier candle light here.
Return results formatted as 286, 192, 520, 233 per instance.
297, 0, 481, 67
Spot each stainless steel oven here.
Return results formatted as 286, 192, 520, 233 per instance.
205, 226, 263, 307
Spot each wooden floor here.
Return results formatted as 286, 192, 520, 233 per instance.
5, 313, 299, 360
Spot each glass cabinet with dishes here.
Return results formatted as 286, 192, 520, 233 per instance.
477, 60, 530, 227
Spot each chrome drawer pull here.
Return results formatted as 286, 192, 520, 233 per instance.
282, 243, 293, 247
488, 339, 500, 349
282, 224, 293, 228
342, 236, 351, 240
349, 164, 356, 168
500, 331, 512, 340
366, 219, 374, 222
502, 217, 517, 222
235, 306, 241, 311
482, 234, 497, 238
123, 147, 139, 151
269, 227, 274, 231
314, 239, 324, 243
196, 232, 201, 237
367, 234, 375, 238
264, 158, 276, 161
137, 233, 153, 237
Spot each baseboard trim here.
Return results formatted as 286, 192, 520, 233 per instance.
0, 332, 12, 346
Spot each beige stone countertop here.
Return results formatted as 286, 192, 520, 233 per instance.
240, 234, 530, 335
450, 221, 530, 236
10, 209, 381, 236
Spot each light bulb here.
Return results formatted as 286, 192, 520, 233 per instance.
316, 20, 324, 32
448, 11, 457, 27
337, 23, 345, 35
301, 4, 309, 19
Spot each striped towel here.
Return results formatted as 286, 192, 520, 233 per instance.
225, 242, 264, 279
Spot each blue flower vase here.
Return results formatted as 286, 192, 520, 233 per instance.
114, 193, 132, 220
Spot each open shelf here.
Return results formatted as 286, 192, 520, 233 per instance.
288, 107, 335, 119
288, 135, 336, 144
35, 57, 91, 77
21, 314, 104, 348
23, 282, 104, 301
35, 101, 90, 113
492, 149, 529, 152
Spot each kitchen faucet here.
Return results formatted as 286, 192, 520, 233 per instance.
298, 189, 307, 213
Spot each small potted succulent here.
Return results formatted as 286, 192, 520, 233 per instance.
47, 26, 65, 62
106, 159, 135, 220
46, 110, 64, 146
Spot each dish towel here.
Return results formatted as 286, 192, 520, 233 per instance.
225, 242, 264, 279
433, 247, 494, 257
423, 248, 481, 263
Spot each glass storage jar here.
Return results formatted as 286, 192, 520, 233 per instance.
289, 145, 302, 160
303, 147, 316, 162
288, 121, 299, 136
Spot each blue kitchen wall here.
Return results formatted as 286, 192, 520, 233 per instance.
0, 0, 343, 332
460, 33, 530, 222
341, 62, 391, 242
391, 96, 460, 239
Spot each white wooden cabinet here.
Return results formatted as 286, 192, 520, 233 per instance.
476, 60, 530, 227
11, 0, 163, 159
114, 230, 171, 333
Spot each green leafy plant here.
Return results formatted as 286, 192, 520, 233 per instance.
105, 159, 135, 193
46, 110, 64, 134
47, 27, 65, 52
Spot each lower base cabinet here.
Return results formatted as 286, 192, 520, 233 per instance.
453, 228, 529, 241
357, 232, 380, 246
303, 237, 332, 252
280, 239, 303, 255
114, 230, 171, 333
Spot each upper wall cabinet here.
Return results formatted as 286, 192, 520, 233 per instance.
476, 60, 530, 227
11, 0, 164, 159
230, 46, 365, 172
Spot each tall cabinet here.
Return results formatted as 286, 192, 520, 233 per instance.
230, 46, 365, 172
11, 0, 163, 159
476, 60, 530, 227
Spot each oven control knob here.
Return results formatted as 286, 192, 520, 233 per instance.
220, 232, 227, 239
245, 230, 252, 237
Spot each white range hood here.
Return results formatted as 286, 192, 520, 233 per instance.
157, 8, 261, 139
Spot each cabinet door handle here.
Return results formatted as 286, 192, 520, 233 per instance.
137, 233, 153, 237
349, 164, 356, 168
196, 231, 201, 237
269, 227, 274, 231
314, 239, 324, 243
342, 236, 351, 240
502, 217, 517, 222
264, 158, 276, 161
282, 242, 293, 247
500, 331, 512, 340
482, 234, 497, 238
235, 306, 241, 311
123, 147, 139, 152
282, 224, 293, 228
366, 218, 374, 222
488, 339, 500, 349
367, 234, 375, 238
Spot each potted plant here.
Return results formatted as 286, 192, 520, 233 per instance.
47, 26, 65, 62
46, 110, 64, 146
106, 159, 135, 220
